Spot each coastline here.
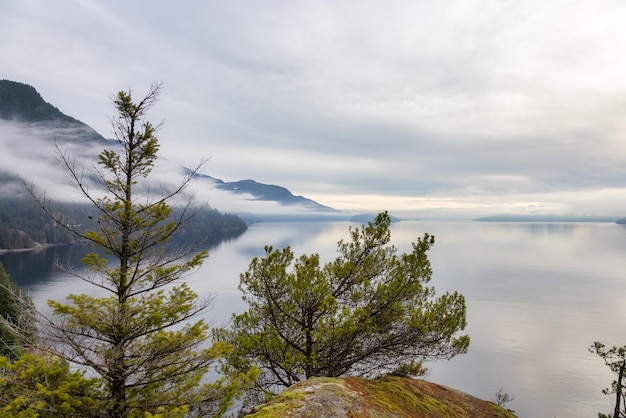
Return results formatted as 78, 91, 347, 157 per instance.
0, 243, 69, 255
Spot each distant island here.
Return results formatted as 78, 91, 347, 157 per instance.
349, 213, 402, 223
475, 214, 620, 222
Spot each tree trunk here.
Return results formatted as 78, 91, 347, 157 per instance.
614, 359, 625, 418
110, 375, 126, 418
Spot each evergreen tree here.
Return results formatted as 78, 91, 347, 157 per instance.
25, 84, 255, 417
0, 352, 101, 417
0, 262, 35, 360
590, 342, 626, 418
215, 212, 468, 405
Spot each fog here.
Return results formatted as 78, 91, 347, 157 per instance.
0, 119, 339, 217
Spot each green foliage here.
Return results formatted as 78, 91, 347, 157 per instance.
0, 262, 35, 359
0, 352, 101, 417
590, 342, 626, 418
387, 360, 428, 378
215, 212, 469, 404
27, 84, 255, 417
171, 206, 247, 247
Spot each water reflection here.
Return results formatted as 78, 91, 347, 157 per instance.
0, 245, 89, 286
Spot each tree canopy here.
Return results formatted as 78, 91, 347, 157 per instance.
0, 262, 35, 360
215, 211, 469, 404
0, 352, 101, 417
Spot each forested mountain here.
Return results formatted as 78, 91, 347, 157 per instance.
0, 80, 101, 249
196, 173, 335, 212
0, 79, 346, 249
0, 79, 107, 144
0, 197, 92, 249
0, 80, 247, 250
0, 80, 80, 123
0, 196, 247, 251
0, 80, 109, 197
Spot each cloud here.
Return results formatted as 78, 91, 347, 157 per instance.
3, 0, 626, 217
0, 119, 333, 217
0, 121, 97, 197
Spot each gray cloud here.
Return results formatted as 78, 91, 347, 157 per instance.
3, 0, 626, 217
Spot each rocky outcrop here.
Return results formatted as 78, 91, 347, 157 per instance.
244, 376, 518, 418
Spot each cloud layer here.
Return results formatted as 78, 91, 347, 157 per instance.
3, 0, 626, 217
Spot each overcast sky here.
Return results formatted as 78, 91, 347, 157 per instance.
3, 0, 626, 218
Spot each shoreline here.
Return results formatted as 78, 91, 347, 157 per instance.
0, 242, 76, 255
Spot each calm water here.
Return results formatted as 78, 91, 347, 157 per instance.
2, 220, 626, 417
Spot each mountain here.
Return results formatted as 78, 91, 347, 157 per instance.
0, 80, 337, 217
0, 79, 76, 123
195, 173, 336, 212
349, 213, 401, 223
474, 214, 619, 222
0, 80, 344, 248
0, 80, 248, 250
0, 79, 106, 144
0, 80, 108, 198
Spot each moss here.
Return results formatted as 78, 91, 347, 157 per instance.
345, 376, 463, 417
245, 376, 518, 418
245, 388, 307, 418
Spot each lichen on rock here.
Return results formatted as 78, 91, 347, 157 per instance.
244, 376, 518, 418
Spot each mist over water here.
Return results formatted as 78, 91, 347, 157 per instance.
3, 220, 625, 417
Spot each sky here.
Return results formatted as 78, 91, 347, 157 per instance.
3, 0, 626, 219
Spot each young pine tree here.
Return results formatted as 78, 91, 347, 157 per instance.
27, 84, 255, 417
215, 212, 469, 406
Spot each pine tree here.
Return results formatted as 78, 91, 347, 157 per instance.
0, 262, 35, 360
215, 212, 468, 406
0, 352, 101, 417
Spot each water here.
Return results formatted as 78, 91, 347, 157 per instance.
2, 220, 625, 417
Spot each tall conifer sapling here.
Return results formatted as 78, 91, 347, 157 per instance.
26, 84, 255, 417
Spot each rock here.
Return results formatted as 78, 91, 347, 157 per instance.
244, 376, 518, 418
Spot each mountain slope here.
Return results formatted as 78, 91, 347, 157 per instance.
0, 79, 76, 122
0, 79, 106, 144
0, 80, 248, 249
0, 80, 337, 222
195, 173, 336, 212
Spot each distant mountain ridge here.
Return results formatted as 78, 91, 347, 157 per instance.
195, 173, 336, 212
349, 213, 401, 223
0, 79, 337, 222
475, 214, 619, 222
